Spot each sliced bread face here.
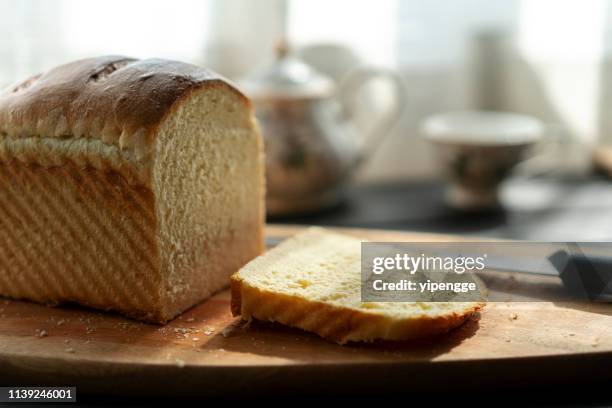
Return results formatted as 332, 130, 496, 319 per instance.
231, 228, 483, 344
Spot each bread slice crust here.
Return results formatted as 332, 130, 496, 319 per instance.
231, 229, 483, 344
232, 278, 482, 344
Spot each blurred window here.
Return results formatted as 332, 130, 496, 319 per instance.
288, 0, 397, 67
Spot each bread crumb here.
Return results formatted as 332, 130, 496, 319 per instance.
85, 327, 95, 334
504, 338, 511, 342
175, 358, 185, 367
56, 319, 66, 326
592, 337, 599, 347
509, 313, 518, 321
64, 339, 71, 344
221, 326, 233, 338
204, 327, 215, 336
192, 337, 199, 341
34, 329, 47, 338
65, 348, 75, 353
185, 317, 195, 322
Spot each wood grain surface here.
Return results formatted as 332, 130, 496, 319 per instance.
0, 224, 611, 396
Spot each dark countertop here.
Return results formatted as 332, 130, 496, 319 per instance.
270, 175, 612, 241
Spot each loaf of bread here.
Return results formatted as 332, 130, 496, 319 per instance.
0, 56, 265, 322
232, 228, 483, 344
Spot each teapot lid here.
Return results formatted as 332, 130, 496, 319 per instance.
239, 40, 335, 99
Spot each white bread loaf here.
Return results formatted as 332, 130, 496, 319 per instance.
0, 56, 265, 322
231, 228, 483, 344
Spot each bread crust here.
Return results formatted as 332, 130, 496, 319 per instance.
231, 274, 483, 344
0, 56, 249, 186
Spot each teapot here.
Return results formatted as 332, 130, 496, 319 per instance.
240, 43, 407, 216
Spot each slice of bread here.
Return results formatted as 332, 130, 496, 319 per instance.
231, 228, 484, 344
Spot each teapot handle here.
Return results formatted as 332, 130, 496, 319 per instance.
336, 67, 407, 165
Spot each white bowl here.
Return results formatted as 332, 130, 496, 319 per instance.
421, 111, 544, 210
422, 111, 543, 146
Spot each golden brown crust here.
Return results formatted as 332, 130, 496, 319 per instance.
0, 56, 249, 186
231, 275, 483, 344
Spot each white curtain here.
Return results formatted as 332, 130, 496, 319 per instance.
0, 0, 213, 85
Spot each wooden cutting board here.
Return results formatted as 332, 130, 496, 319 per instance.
1, 224, 611, 396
